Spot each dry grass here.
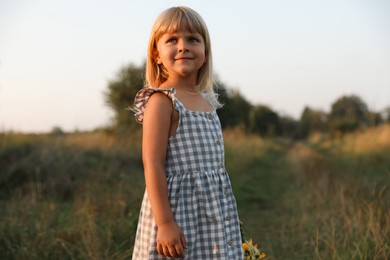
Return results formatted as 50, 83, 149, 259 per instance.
61, 131, 142, 153
286, 135, 390, 259
0, 130, 143, 259
1, 125, 389, 259
309, 124, 390, 155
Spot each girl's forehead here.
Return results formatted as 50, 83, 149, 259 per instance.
159, 25, 200, 36
155, 16, 204, 39
161, 28, 201, 36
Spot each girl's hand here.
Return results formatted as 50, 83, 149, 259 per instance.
157, 221, 188, 258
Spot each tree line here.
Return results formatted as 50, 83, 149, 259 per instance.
105, 63, 390, 139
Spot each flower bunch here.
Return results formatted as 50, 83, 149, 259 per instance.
240, 222, 266, 259
242, 238, 266, 260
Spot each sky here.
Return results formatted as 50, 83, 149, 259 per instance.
1, 0, 389, 133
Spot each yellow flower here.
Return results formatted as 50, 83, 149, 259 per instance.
242, 242, 250, 251
242, 238, 266, 259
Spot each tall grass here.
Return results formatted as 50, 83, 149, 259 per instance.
0, 125, 389, 259
0, 130, 144, 259
287, 143, 389, 259
224, 126, 389, 259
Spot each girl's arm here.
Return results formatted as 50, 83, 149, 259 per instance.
142, 92, 187, 258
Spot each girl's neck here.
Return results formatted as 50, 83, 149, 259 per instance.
161, 77, 198, 93
161, 76, 212, 112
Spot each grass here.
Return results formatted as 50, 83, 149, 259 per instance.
0, 125, 389, 259
0, 131, 143, 259
224, 126, 389, 259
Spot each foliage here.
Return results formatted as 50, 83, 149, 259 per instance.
383, 106, 390, 122
296, 107, 328, 139
216, 82, 252, 130
103, 63, 389, 139
104, 63, 145, 130
278, 115, 298, 138
366, 111, 383, 127
329, 95, 368, 134
249, 105, 281, 136
50, 126, 65, 136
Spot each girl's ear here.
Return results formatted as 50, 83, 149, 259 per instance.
153, 49, 161, 64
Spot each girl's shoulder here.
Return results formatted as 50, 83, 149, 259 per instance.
132, 87, 176, 124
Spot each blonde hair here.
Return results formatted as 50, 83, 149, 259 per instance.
145, 6, 220, 107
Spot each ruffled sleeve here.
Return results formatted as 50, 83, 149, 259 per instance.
132, 88, 176, 124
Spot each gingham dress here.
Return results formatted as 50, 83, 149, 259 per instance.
132, 88, 243, 260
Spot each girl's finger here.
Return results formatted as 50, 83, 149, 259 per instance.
157, 243, 164, 256
180, 232, 188, 249
168, 246, 179, 258
175, 244, 184, 258
162, 245, 171, 258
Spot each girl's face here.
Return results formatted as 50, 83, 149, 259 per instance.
156, 28, 206, 82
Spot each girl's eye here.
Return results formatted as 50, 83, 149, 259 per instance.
166, 38, 177, 43
189, 37, 199, 43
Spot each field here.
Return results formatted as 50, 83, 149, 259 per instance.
1, 125, 389, 259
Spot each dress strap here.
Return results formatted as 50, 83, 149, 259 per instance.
132, 87, 178, 124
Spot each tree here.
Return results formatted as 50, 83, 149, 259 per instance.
249, 105, 281, 137
382, 106, 390, 123
329, 95, 368, 134
104, 63, 145, 130
296, 106, 328, 139
366, 111, 383, 127
50, 126, 65, 136
215, 80, 252, 130
279, 115, 298, 138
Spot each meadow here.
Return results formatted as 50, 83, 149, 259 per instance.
0, 125, 389, 259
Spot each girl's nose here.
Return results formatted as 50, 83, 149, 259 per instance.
177, 40, 189, 53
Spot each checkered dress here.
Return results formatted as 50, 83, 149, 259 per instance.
132, 88, 243, 260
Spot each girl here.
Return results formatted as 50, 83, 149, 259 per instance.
132, 6, 243, 259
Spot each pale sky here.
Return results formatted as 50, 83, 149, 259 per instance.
1, 0, 389, 132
